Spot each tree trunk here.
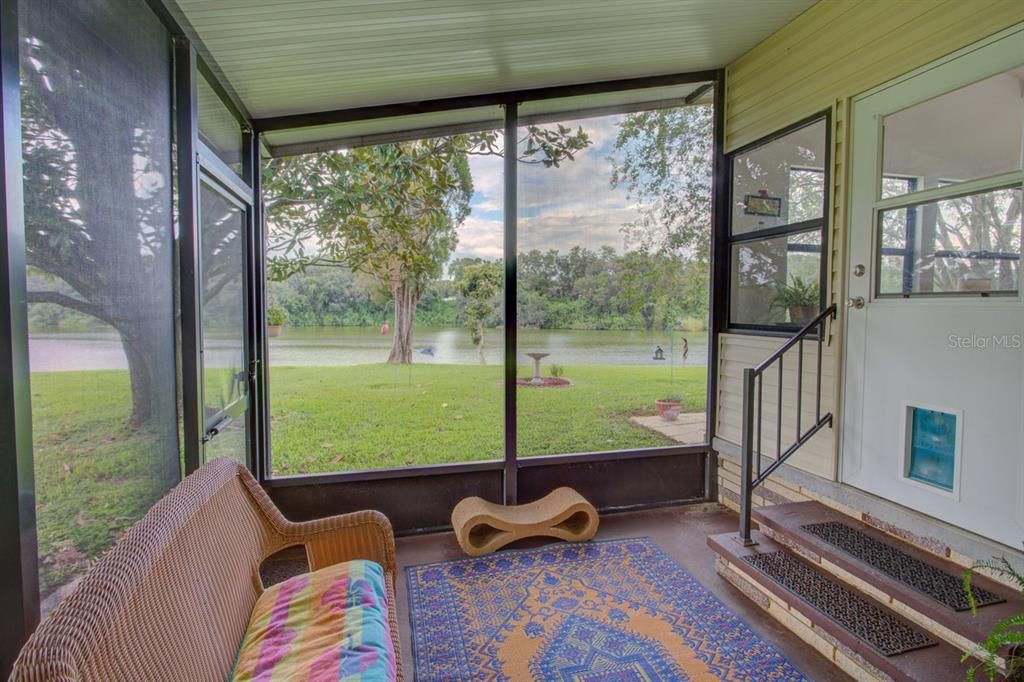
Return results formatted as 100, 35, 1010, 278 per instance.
115, 318, 181, 484
117, 321, 174, 429
387, 280, 419, 363
475, 323, 486, 365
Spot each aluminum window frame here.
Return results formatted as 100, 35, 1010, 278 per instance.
724, 110, 832, 335
255, 73, 726, 500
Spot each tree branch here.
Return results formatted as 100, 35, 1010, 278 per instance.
27, 290, 109, 323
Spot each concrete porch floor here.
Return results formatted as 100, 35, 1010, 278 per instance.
395, 503, 852, 680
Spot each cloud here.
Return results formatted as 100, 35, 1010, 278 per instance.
457, 111, 643, 260
453, 214, 503, 260
468, 152, 504, 213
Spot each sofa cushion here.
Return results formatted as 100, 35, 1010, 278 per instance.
231, 559, 396, 681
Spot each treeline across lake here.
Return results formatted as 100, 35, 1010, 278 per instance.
27, 247, 709, 334
270, 246, 708, 332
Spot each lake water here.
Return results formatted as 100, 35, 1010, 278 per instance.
28, 327, 708, 372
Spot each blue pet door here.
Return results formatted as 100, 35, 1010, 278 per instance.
905, 406, 958, 492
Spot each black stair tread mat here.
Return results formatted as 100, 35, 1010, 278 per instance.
742, 550, 937, 657
800, 520, 1004, 612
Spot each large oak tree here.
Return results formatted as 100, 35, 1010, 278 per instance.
263, 125, 589, 364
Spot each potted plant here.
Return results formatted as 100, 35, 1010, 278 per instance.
267, 305, 288, 337
656, 393, 683, 421
962, 557, 1024, 681
771, 276, 820, 325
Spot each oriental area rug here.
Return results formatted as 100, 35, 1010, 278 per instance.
406, 538, 807, 681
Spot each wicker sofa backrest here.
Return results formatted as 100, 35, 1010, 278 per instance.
12, 458, 275, 682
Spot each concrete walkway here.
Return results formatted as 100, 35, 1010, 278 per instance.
630, 412, 706, 444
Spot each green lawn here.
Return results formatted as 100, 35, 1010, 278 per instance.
269, 363, 707, 474
29, 363, 706, 595
30, 371, 179, 594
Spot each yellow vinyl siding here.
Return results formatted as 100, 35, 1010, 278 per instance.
716, 334, 835, 479
725, 0, 1024, 152
716, 0, 1024, 481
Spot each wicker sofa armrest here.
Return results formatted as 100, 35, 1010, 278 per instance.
279, 509, 397, 574
240, 470, 397, 574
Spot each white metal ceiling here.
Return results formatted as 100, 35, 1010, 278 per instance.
170, 0, 816, 149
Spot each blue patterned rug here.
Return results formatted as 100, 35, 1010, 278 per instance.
406, 537, 808, 681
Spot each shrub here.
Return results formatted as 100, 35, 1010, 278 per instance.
962, 557, 1024, 681
679, 316, 706, 332
550, 364, 564, 377
267, 305, 289, 326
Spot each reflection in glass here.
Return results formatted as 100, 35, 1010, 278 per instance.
731, 118, 827, 235
882, 66, 1024, 198
878, 187, 1021, 296
263, 125, 505, 474
200, 182, 247, 463
517, 99, 712, 456
20, 0, 179, 611
730, 231, 822, 326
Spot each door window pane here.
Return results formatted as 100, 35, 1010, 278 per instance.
200, 181, 248, 462
198, 73, 244, 177
730, 231, 823, 326
877, 187, 1021, 296
263, 119, 505, 474
20, 0, 180, 612
731, 118, 827, 235
881, 66, 1024, 198
516, 98, 712, 456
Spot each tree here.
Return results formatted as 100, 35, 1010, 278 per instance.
611, 104, 713, 258
264, 125, 589, 363
456, 261, 502, 364
266, 139, 473, 363
21, 8, 180, 432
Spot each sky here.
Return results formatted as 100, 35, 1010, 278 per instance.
451, 112, 641, 263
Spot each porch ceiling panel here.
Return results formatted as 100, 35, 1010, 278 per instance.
171, 0, 817, 124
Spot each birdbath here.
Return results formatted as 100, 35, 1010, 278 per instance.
526, 352, 550, 386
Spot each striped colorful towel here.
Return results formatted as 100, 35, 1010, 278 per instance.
232, 559, 396, 681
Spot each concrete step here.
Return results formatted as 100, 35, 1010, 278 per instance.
752, 501, 1021, 657
709, 531, 970, 682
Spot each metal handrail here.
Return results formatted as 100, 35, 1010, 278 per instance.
737, 303, 837, 544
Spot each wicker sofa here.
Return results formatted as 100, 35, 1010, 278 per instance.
11, 458, 403, 681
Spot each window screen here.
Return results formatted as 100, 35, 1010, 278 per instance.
20, 0, 180, 612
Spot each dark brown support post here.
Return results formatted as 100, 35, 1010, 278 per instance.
248, 131, 270, 482
0, 0, 40, 672
502, 101, 518, 505
706, 70, 727, 503
174, 39, 203, 474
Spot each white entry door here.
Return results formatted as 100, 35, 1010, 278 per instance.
842, 28, 1024, 549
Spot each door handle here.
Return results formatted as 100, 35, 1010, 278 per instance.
846, 296, 865, 309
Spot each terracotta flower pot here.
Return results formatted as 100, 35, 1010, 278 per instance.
267, 325, 283, 337
656, 400, 681, 418
788, 305, 817, 325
